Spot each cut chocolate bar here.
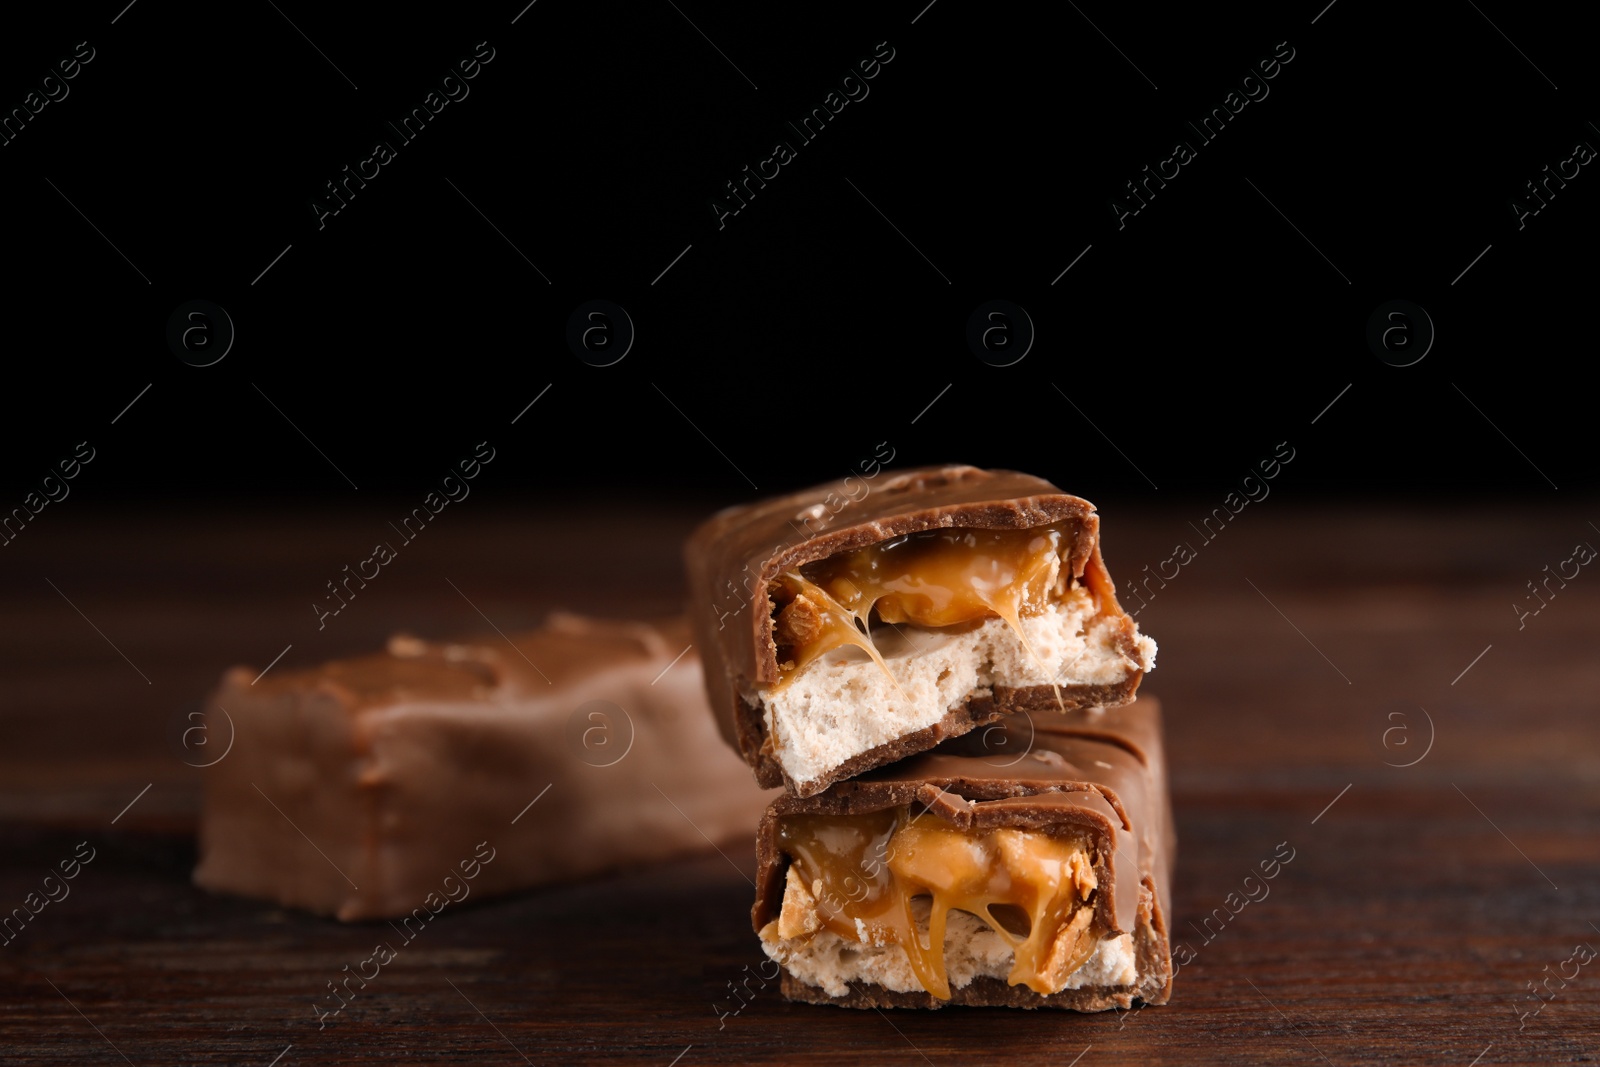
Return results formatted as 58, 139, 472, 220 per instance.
753, 696, 1173, 1010
193, 614, 775, 920
686, 465, 1156, 796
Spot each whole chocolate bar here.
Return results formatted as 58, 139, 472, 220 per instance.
752, 697, 1173, 1010
686, 465, 1156, 796
193, 614, 775, 920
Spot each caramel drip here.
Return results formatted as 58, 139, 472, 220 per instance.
769, 524, 1074, 692
778, 808, 1098, 999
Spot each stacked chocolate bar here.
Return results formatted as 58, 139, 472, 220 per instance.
687, 465, 1174, 1010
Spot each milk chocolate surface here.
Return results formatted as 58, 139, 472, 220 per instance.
754, 696, 1173, 1010
685, 465, 1152, 792
193, 614, 776, 920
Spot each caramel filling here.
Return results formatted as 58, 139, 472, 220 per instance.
769, 524, 1072, 691
777, 808, 1100, 999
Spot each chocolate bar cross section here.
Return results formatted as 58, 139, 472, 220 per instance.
752, 698, 1173, 1010
686, 465, 1157, 797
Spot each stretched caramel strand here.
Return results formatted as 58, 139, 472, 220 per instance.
770, 573, 906, 698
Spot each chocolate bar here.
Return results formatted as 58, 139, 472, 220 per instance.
752, 696, 1173, 1010
686, 465, 1156, 796
193, 614, 775, 920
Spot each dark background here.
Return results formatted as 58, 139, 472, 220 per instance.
3, 4, 1598, 1066
0, 0, 1590, 510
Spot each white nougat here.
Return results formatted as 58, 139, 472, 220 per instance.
753, 587, 1157, 789
760, 897, 1137, 998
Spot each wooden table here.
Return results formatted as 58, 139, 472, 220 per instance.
3, 502, 1597, 1065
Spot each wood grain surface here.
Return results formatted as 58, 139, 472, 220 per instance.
2, 502, 1597, 1065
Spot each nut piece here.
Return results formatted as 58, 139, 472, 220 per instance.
1040, 907, 1097, 992
774, 594, 827, 651
777, 865, 822, 940
1068, 850, 1098, 899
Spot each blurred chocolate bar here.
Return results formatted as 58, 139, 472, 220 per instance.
193, 614, 775, 920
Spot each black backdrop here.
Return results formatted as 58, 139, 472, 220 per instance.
2, 1, 1591, 511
